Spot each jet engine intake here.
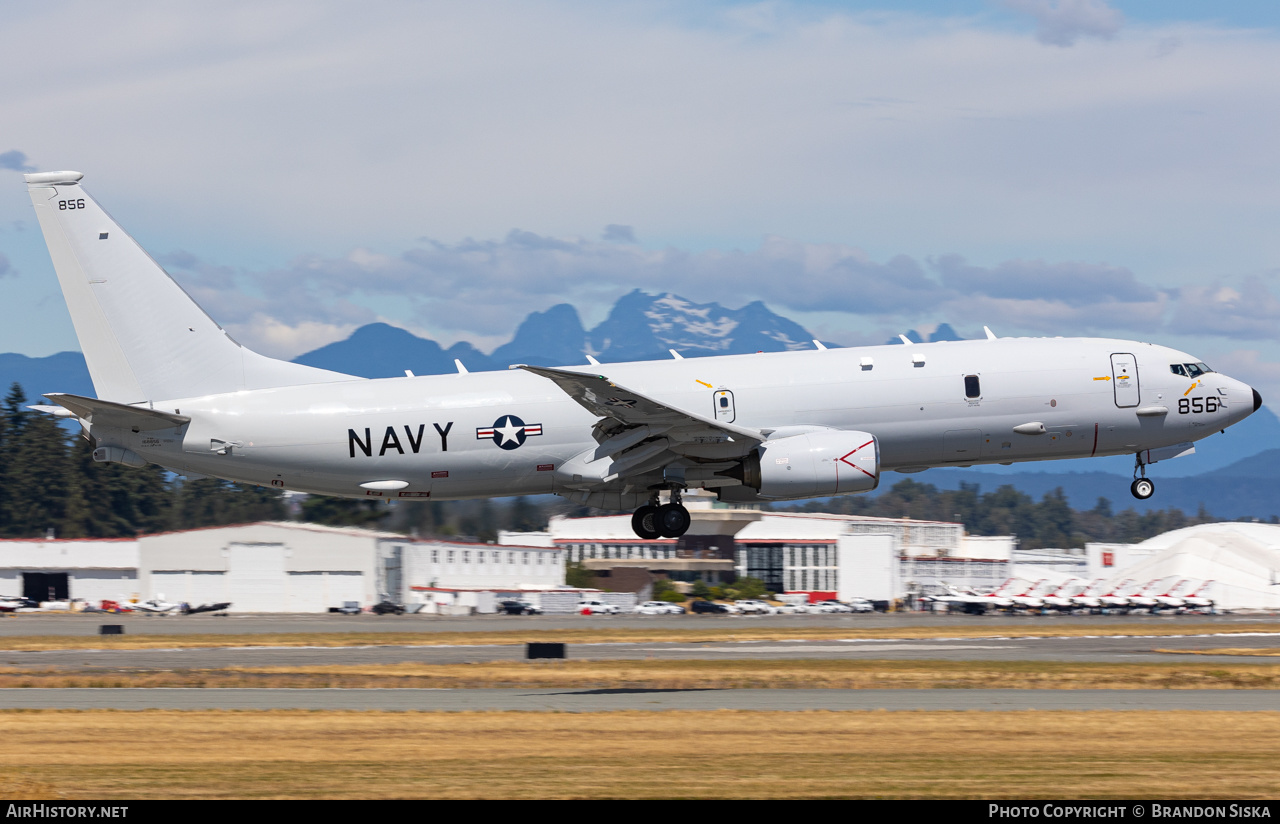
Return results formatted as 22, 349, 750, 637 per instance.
721, 430, 879, 499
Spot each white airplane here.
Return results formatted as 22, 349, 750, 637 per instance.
1125, 579, 1163, 612
1000, 578, 1046, 611
1068, 578, 1107, 611
1095, 578, 1137, 612
929, 583, 1013, 614
130, 597, 183, 614
1178, 580, 1215, 612
21, 171, 1263, 540
1036, 578, 1083, 612
1150, 578, 1189, 612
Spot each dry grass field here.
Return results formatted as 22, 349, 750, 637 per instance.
1158, 648, 1280, 657
2, 658, 1279, 689
0, 620, 1277, 651
1, 709, 1278, 799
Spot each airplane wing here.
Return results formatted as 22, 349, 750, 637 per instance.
43, 393, 190, 431
518, 365, 765, 487
519, 365, 764, 451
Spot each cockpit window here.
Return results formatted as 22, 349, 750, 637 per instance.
1172, 362, 1214, 378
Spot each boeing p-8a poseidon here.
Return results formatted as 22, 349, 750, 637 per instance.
22, 171, 1263, 539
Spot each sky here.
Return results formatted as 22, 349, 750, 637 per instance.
5, 1, 1280, 399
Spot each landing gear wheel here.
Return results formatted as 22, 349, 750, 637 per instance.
1130, 477, 1155, 500
631, 505, 661, 540
655, 503, 691, 538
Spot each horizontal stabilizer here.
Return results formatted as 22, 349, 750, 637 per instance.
44, 392, 190, 431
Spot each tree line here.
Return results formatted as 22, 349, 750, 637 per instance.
0, 383, 553, 540
775, 478, 1240, 548
0, 381, 1251, 545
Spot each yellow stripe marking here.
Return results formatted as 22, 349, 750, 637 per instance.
695, 379, 712, 389
1184, 381, 1200, 396
1093, 376, 1111, 381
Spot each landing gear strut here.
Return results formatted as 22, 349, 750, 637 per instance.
1131, 454, 1155, 500
631, 486, 691, 539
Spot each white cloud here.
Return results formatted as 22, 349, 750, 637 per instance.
1003, 0, 1124, 47
0, 151, 35, 173
2, 2, 1280, 364
155, 229, 1220, 358
1169, 276, 1280, 341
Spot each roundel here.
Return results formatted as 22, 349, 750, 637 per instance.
476, 414, 544, 450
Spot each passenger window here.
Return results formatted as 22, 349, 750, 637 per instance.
719, 396, 729, 408
1170, 364, 1187, 377
964, 375, 981, 399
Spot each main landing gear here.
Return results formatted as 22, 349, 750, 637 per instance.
631, 487, 691, 539
1131, 453, 1155, 500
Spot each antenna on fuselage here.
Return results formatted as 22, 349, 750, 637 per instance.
984, 326, 998, 340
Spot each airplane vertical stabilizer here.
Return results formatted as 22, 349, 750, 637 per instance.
24, 172, 357, 403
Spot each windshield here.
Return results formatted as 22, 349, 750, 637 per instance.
1171, 362, 1213, 378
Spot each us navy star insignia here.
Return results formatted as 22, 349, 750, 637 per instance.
476, 415, 543, 450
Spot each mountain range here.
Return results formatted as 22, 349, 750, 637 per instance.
5, 290, 1279, 518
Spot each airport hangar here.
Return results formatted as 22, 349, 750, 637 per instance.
4, 507, 1280, 611
0, 508, 1014, 610
0, 522, 567, 613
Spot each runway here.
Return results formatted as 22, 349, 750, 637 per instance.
4, 631, 1280, 669
2, 611, 1274, 638
1, 687, 1277, 711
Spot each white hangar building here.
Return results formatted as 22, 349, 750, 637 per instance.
139, 522, 397, 611
0, 537, 138, 603
1085, 522, 1280, 611
140, 522, 564, 613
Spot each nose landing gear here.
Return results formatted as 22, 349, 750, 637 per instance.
1131, 453, 1155, 500
630, 487, 691, 539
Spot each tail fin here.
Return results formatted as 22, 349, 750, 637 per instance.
25, 171, 357, 402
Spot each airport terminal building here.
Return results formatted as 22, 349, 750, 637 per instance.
500, 498, 1017, 603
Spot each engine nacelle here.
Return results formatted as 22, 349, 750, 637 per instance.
730, 430, 879, 499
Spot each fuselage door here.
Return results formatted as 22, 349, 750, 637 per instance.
713, 389, 736, 423
1111, 353, 1140, 408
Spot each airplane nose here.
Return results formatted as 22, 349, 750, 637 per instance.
1255, 388, 1264, 412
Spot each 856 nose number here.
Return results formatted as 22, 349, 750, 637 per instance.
1179, 396, 1219, 414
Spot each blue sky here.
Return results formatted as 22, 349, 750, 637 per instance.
5, 0, 1280, 399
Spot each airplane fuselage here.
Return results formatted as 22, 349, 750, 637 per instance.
94, 336, 1255, 503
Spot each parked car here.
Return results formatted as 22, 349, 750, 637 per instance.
690, 600, 730, 614
844, 597, 875, 613
634, 601, 684, 615
733, 599, 774, 615
577, 599, 620, 615
813, 600, 854, 613
372, 600, 405, 615
770, 602, 803, 614
499, 600, 542, 615
335, 601, 362, 615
